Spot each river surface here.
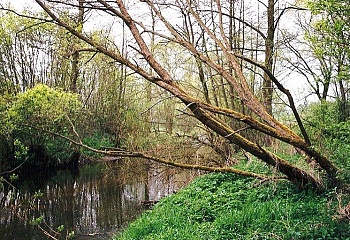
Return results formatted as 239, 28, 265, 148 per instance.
0, 161, 199, 240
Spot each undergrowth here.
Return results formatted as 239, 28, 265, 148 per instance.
115, 173, 350, 240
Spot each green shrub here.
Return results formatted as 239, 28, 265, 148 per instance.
302, 101, 350, 182
8, 84, 82, 129
2, 84, 84, 168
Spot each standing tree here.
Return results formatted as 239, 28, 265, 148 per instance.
69, 0, 85, 93
21, 0, 347, 191
263, 0, 275, 116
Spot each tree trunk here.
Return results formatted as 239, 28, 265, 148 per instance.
263, 0, 275, 116
69, 0, 84, 93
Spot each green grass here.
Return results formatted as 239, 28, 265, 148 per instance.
115, 173, 350, 240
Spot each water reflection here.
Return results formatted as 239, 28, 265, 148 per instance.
0, 161, 199, 239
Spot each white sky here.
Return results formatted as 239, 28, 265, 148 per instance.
0, 0, 38, 11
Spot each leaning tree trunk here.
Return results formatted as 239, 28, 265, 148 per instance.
34, 0, 342, 191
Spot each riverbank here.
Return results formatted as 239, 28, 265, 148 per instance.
115, 173, 350, 240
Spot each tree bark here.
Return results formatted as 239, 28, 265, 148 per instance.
69, 0, 84, 93
263, 0, 275, 116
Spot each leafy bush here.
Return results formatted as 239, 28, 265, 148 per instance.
2, 84, 84, 168
116, 173, 350, 240
8, 84, 82, 129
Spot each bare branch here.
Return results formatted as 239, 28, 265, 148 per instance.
24, 124, 275, 180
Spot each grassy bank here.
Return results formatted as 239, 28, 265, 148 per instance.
115, 173, 350, 240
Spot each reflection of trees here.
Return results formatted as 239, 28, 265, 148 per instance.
0, 162, 198, 239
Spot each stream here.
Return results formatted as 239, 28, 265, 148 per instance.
0, 160, 199, 239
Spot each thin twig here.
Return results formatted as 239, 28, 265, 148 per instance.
65, 115, 82, 144
0, 157, 29, 176
140, 95, 175, 115
224, 126, 251, 138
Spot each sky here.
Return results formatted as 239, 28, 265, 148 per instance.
1, 0, 38, 11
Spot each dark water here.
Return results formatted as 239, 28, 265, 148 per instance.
0, 161, 198, 240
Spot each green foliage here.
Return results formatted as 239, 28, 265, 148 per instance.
33, 190, 44, 199
57, 224, 64, 232
306, 0, 350, 79
9, 84, 82, 128
307, 0, 350, 39
302, 101, 350, 181
29, 215, 44, 226
67, 230, 75, 239
1, 84, 84, 168
9, 173, 18, 182
321, 120, 350, 181
116, 173, 349, 240
13, 139, 28, 160
82, 133, 115, 157
302, 101, 340, 139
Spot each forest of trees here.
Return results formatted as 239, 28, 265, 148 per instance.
0, 0, 349, 194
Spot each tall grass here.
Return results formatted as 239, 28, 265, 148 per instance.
115, 173, 350, 240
